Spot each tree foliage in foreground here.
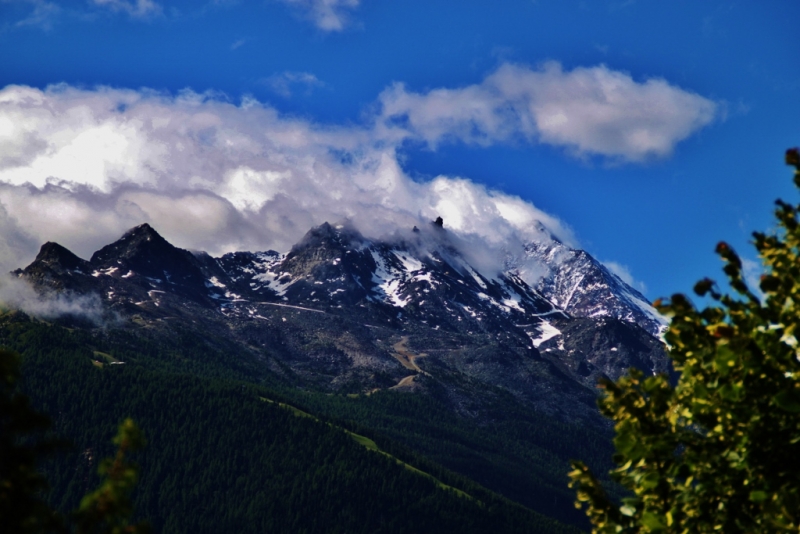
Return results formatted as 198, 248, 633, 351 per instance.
569, 150, 800, 532
0, 348, 147, 534
0, 348, 63, 533
73, 418, 149, 534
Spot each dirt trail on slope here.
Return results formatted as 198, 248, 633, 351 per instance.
390, 336, 431, 389
390, 375, 418, 389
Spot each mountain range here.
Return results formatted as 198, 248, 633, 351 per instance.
15, 219, 668, 424
4, 219, 674, 530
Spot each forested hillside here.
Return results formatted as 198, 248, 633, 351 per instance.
3, 313, 584, 533
0, 208, 674, 532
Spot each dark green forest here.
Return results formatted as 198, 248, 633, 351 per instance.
2, 313, 592, 533
284, 382, 615, 525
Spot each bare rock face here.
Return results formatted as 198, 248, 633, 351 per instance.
16, 242, 95, 293
89, 223, 213, 302
16, 221, 669, 425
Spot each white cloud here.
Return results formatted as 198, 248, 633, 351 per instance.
1, 0, 162, 30
0, 274, 106, 323
602, 260, 646, 294
378, 62, 719, 162
278, 0, 360, 31
0, 83, 573, 281
1, 0, 60, 30
741, 256, 765, 301
264, 71, 324, 98
90, 0, 162, 18
0, 63, 717, 288
0, 202, 38, 273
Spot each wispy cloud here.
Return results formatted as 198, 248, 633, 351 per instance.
1, 0, 61, 30
594, 43, 610, 55
603, 260, 646, 294
0, 274, 107, 324
277, 0, 361, 31
264, 71, 324, 97
1, 0, 162, 30
90, 0, 162, 18
378, 62, 720, 162
230, 37, 247, 50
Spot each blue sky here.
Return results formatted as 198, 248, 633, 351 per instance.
0, 0, 797, 301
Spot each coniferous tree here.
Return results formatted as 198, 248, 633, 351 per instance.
0, 348, 147, 534
0, 348, 64, 533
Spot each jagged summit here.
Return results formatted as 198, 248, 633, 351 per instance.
15, 241, 94, 293
288, 222, 363, 256
89, 223, 205, 288
34, 242, 88, 271
90, 222, 172, 265
532, 220, 562, 245
127, 222, 160, 237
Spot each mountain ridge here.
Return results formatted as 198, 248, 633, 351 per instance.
5, 220, 674, 529
14, 220, 669, 425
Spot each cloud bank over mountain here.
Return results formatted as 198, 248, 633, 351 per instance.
0, 63, 718, 281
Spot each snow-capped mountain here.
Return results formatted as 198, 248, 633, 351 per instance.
219, 222, 560, 329
14, 221, 669, 424
508, 234, 668, 338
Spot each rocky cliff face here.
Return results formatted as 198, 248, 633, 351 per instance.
14, 221, 670, 424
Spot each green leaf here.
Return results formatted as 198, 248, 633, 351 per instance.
640, 471, 660, 490
714, 345, 737, 374
773, 390, 800, 412
615, 431, 638, 456
569, 152, 800, 534
719, 382, 743, 401
641, 511, 666, 531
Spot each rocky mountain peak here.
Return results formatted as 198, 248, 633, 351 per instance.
289, 222, 363, 254
86, 223, 210, 301
90, 223, 171, 265
15, 241, 95, 293
276, 222, 378, 304
127, 222, 160, 237
283, 223, 368, 271
33, 242, 89, 272
519, 240, 667, 337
